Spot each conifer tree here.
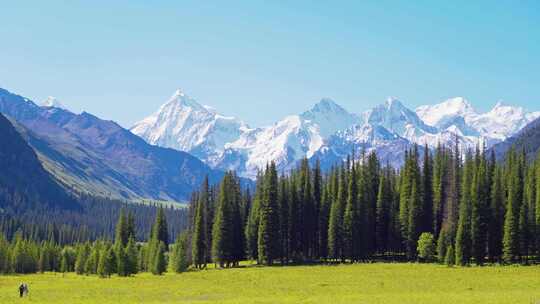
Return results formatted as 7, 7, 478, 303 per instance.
171, 232, 189, 273
192, 187, 208, 269
74, 243, 90, 275
328, 167, 346, 260
503, 150, 522, 263
455, 152, 473, 266
151, 241, 167, 275
422, 145, 433, 233
125, 237, 138, 275
376, 168, 392, 254
445, 244, 455, 266
471, 151, 489, 265
245, 172, 262, 261
258, 162, 280, 265
488, 166, 504, 262
212, 172, 236, 267
343, 163, 360, 261
97, 246, 115, 278
151, 207, 169, 248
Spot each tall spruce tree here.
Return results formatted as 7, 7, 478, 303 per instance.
455, 152, 473, 266
258, 162, 280, 265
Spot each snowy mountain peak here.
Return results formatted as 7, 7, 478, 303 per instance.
133, 89, 539, 179
416, 97, 477, 128
163, 88, 206, 112
304, 98, 350, 116
41, 96, 67, 110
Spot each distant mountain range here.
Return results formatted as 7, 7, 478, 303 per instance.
491, 116, 540, 161
132, 89, 540, 178
0, 88, 230, 202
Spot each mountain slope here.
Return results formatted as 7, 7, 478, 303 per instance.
0, 88, 228, 202
491, 116, 540, 160
0, 113, 75, 213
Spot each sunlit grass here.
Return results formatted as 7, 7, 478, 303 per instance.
0, 263, 538, 303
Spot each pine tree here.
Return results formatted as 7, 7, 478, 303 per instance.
74, 243, 90, 275
445, 244, 455, 266
488, 165, 505, 262
245, 172, 262, 261
328, 166, 346, 260
343, 163, 360, 261
318, 179, 331, 260
407, 180, 422, 259
151, 207, 169, 248
258, 162, 280, 265
212, 172, 236, 267
151, 241, 167, 275
278, 174, 290, 263
455, 152, 473, 266
192, 184, 208, 269
471, 151, 489, 265
97, 246, 115, 278
60, 250, 69, 273
422, 145, 434, 234
503, 150, 522, 263
125, 237, 138, 275
376, 167, 392, 254
171, 232, 189, 273
115, 208, 129, 247
116, 245, 128, 276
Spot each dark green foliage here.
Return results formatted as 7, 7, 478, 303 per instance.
328, 167, 346, 260
258, 163, 280, 265
455, 153, 473, 266
503, 150, 523, 263
192, 177, 208, 269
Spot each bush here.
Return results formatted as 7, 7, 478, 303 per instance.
417, 232, 435, 262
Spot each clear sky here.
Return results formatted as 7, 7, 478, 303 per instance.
1, 1, 539, 127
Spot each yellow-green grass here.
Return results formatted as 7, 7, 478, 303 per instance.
1, 263, 538, 303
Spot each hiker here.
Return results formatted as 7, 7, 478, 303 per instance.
18, 283, 24, 298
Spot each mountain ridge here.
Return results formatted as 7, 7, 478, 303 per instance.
132, 90, 540, 178
0, 87, 234, 202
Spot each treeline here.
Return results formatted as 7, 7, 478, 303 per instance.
1, 142, 539, 277
188, 143, 539, 267
0, 193, 188, 244
0, 207, 190, 276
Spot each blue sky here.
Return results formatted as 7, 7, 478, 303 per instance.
1, 1, 539, 127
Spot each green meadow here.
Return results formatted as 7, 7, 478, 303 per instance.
1, 263, 538, 304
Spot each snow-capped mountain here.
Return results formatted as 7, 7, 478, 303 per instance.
132, 90, 540, 178
130, 89, 249, 163
41, 96, 68, 110
416, 97, 540, 146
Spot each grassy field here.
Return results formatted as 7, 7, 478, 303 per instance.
1, 263, 539, 303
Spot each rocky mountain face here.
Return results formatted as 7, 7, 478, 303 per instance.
132, 90, 540, 178
0, 88, 229, 202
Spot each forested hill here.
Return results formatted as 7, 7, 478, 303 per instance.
492, 116, 540, 160
0, 113, 188, 244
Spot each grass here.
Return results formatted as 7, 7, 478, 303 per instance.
1, 263, 539, 303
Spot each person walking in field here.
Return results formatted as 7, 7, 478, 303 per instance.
18, 283, 24, 298
18, 283, 29, 298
